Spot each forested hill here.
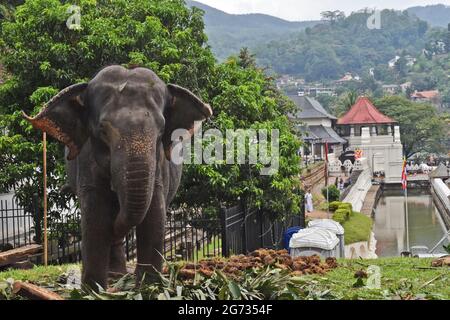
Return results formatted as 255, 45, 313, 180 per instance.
407, 4, 450, 28
254, 10, 431, 81
186, 0, 320, 60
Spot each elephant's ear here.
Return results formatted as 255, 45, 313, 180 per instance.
163, 84, 213, 160
22, 83, 89, 160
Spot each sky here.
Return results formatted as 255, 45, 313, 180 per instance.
194, 0, 450, 21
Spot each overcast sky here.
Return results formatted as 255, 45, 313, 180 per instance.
194, 0, 450, 21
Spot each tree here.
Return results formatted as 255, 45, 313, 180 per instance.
333, 91, 358, 117
395, 56, 408, 78
174, 56, 303, 218
237, 47, 256, 69
0, 0, 303, 221
374, 96, 447, 158
0, 0, 215, 212
320, 10, 345, 24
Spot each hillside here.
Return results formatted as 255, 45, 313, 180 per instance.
254, 9, 431, 81
407, 4, 450, 28
186, 0, 320, 61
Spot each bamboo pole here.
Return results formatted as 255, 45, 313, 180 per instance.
43, 132, 48, 266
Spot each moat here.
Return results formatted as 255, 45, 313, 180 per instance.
373, 190, 448, 257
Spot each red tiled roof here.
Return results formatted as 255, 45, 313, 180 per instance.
337, 97, 396, 125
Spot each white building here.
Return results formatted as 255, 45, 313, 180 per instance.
336, 97, 403, 183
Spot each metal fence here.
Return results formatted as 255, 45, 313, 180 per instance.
220, 203, 302, 256
1, 195, 303, 266
0, 197, 35, 251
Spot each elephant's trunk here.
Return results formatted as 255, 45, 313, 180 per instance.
113, 154, 156, 239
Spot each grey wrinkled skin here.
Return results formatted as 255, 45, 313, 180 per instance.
24, 66, 212, 289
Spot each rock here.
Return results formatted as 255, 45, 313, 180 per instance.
431, 256, 450, 267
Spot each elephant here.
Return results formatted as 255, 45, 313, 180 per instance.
23, 65, 212, 289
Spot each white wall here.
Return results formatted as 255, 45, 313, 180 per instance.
342, 168, 372, 212
302, 118, 332, 127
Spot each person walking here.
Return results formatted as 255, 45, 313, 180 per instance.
305, 190, 314, 213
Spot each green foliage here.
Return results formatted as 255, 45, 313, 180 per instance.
0, 0, 214, 209
332, 209, 350, 224
0, 262, 337, 300
328, 201, 342, 212
373, 96, 448, 157
175, 52, 303, 217
443, 244, 450, 254
0, 1, 302, 221
321, 185, 340, 203
256, 9, 429, 81
337, 202, 352, 212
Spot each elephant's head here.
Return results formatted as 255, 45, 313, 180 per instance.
23, 66, 212, 238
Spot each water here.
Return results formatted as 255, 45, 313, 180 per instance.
373, 190, 448, 257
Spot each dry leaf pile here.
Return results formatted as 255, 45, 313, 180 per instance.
164, 249, 338, 279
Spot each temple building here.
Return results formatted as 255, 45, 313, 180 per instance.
289, 95, 346, 162
336, 97, 403, 183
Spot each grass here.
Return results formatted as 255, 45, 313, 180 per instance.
0, 258, 448, 300
341, 211, 373, 245
195, 236, 222, 261
305, 257, 450, 300
0, 264, 76, 284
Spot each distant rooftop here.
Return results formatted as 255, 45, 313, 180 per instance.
289, 95, 336, 120
411, 90, 439, 99
337, 96, 396, 125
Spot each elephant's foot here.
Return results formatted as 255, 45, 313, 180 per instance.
135, 263, 160, 286
109, 241, 127, 275
82, 270, 108, 292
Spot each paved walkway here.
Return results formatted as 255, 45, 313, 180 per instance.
306, 210, 331, 220
361, 184, 381, 216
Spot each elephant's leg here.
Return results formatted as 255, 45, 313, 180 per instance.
80, 187, 115, 290
135, 186, 166, 284
109, 239, 127, 275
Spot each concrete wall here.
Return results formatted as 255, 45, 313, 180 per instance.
342, 168, 373, 212
431, 178, 450, 228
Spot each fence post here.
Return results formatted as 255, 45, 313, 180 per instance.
219, 206, 228, 257
241, 201, 247, 254
32, 193, 42, 244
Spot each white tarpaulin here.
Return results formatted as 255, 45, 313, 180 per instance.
308, 219, 344, 235
289, 227, 339, 250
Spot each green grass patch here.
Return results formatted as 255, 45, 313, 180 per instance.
341, 211, 373, 245
306, 257, 450, 300
0, 264, 76, 285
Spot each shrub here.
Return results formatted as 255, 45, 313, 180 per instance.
321, 185, 340, 202
329, 201, 342, 212
333, 209, 350, 224
337, 202, 352, 212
